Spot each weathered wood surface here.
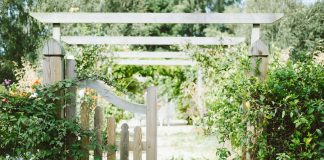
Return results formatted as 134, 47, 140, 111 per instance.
120, 123, 129, 160
133, 127, 143, 160
30, 13, 283, 24
146, 87, 157, 160
107, 117, 116, 160
115, 141, 146, 151
81, 80, 146, 114
249, 40, 269, 80
251, 24, 260, 45
80, 102, 90, 160
107, 51, 190, 59
61, 36, 245, 45
42, 38, 64, 84
114, 59, 195, 66
65, 59, 77, 160
94, 106, 104, 159
52, 23, 60, 41
65, 59, 77, 119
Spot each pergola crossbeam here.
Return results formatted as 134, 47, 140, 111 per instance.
30, 13, 284, 24
114, 59, 195, 66
106, 52, 191, 59
61, 36, 245, 45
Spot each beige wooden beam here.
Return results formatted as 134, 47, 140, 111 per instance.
114, 59, 195, 66
30, 13, 283, 24
107, 51, 191, 59
61, 36, 245, 45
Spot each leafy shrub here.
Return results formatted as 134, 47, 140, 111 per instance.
0, 58, 17, 83
250, 61, 324, 159
0, 80, 92, 159
195, 45, 323, 159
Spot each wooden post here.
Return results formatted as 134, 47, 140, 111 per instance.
94, 106, 104, 159
146, 87, 157, 160
120, 123, 129, 160
133, 126, 142, 160
107, 117, 116, 160
197, 67, 205, 117
80, 102, 90, 160
53, 23, 60, 41
243, 24, 269, 160
42, 23, 64, 119
65, 58, 77, 160
65, 59, 77, 119
251, 24, 260, 45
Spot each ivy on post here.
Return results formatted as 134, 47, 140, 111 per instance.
243, 24, 269, 160
42, 23, 64, 118
41, 23, 66, 156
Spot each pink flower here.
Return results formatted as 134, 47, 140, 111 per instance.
1, 98, 8, 103
4, 79, 11, 85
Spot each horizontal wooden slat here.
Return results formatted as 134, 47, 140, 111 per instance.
106, 52, 190, 59
61, 36, 245, 45
114, 59, 195, 66
80, 80, 146, 114
30, 13, 284, 24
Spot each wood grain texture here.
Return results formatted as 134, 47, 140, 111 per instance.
133, 127, 143, 160
251, 24, 260, 45
42, 39, 64, 85
30, 13, 283, 24
61, 36, 245, 45
115, 141, 146, 151
53, 23, 60, 41
120, 123, 129, 160
107, 117, 116, 160
94, 106, 104, 159
65, 59, 77, 160
146, 87, 157, 160
80, 102, 90, 160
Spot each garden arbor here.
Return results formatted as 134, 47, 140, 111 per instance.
31, 12, 283, 160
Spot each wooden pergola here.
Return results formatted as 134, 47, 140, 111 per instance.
31, 13, 283, 66
30, 12, 283, 160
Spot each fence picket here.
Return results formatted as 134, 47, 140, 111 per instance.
120, 123, 129, 160
133, 127, 142, 160
94, 106, 103, 159
107, 117, 116, 160
80, 102, 90, 160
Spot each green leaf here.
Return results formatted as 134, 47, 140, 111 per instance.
316, 129, 322, 136
307, 108, 314, 114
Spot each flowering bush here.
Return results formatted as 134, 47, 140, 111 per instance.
0, 79, 92, 159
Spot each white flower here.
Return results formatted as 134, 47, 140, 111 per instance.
29, 92, 38, 98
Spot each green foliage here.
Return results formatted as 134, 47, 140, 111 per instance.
250, 61, 324, 159
216, 148, 231, 160
243, 0, 324, 62
0, 80, 92, 159
0, 58, 17, 82
196, 45, 323, 159
0, 0, 45, 64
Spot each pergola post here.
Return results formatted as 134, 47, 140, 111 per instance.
53, 23, 61, 41
243, 24, 269, 160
